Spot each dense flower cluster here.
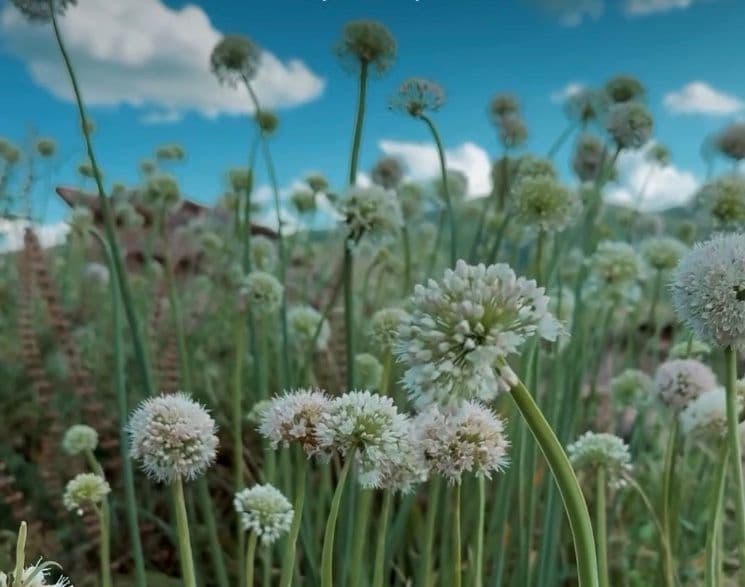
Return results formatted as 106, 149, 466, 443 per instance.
0, 567, 72, 587
337, 185, 404, 245
697, 176, 745, 227
241, 271, 284, 316
62, 424, 98, 455
654, 359, 717, 411
234, 484, 293, 544
355, 353, 384, 390
679, 388, 730, 438
287, 305, 330, 351
389, 78, 445, 117
606, 103, 653, 150
257, 389, 331, 456
512, 175, 580, 232
640, 236, 687, 272
572, 134, 606, 182
63, 473, 110, 515
210, 35, 262, 86
10, 0, 76, 22
370, 307, 409, 351
568, 432, 632, 489
610, 369, 654, 405
335, 20, 396, 74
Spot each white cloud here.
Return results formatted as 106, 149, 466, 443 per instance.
378, 140, 492, 197
551, 82, 586, 104
663, 82, 744, 116
0, 218, 70, 252
531, 0, 604, 26
603, 144, 699, 212
624, 0, 696, 16
0, 0, 324, 122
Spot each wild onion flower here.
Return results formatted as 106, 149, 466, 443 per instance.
306, 174, 329, 194
63, 473, 110, 515
355, 353, 383, 390
0, 139, 20, 164
488, 93, 520, 122
606, 103, 653, 150
396, 260, 561, 406
258, 389, 331, 456
370, 307, 409, 351
671, 233, 745, 348
35, 138, 56, 158
714, 121, 745, 162
335, 20, 396, 75
62, 424, 98, 455
337, 185, 403, 245
398, 182, 423, 219
234, 484, 293, 545
679, 387, 731, 438
654, 359, 717, 411
435, 169, 468, 202
250, 236, 277, 271
564, 88, 608, 125
696, 176, 745, 227
375, 435, 428, 493
587, 241, 642, 289
256, 111, 279, 135
143, 174, 180, 209
0, 567, 72, 587
210, 35, 261, 87
640, 237, 687, 272
669, 339, 711, 360
389, 78, 445, 117
414, 401, 509, 484
498, 114, 528, 149
240, 271, 284, 316
290, 188, 316, 214
371, 157, 405, 189
128, 393, 218, 483
287, 305, 330, 351
567, 431, 632, 489
572, 134, 606, 182
10, 0, 76, 22
610, 369, 654, 405
512, 175, 581, 233
604, 75, 645, 104
315, 390, 409, 488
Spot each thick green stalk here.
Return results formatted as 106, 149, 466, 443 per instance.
280, 455, 307, 587
724, 345, 745, 571
348, 61, 369, 185
402, 225, 412, 295
474, 477, 486, 587
379, 350, 392, 396
171, 479, 197, 587
705, 442, 729, 587
506, 371, 599, 587
246, 532, 258, 587
321, 455, 354, 587
452, 482, 462, 587
421, 114, 457, 266
349, 488, 372, 586
233, 318, 246, 491
420, 479, 441, 587
97, 506, 113, 587
372, 491, 393, 587
596, 467, 609, 587
343, 244, 356, 389
660, 418, 679, 586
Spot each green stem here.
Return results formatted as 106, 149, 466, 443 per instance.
171, 479, 197, 587
98, 505, 113, 587
421, 114, 457, 266
321, 455, 355, 587
343, 244, 355, 389
348, 61, 369, 185
349, 487, 373, 587
372, 490, 393, 587
246, 532, 258, 587
705, 442, 729, 587
402, 225, 412, 295
661, 418, 679, 586
506, 370, 599, 587
724, 345, 745, 572
196, 478, 230, 587
380, 350, 392, 395
596, 467, 609, 587
233, 317, 246, 491
452, 481, 462, 587
280, 455, 307, 587
421, 479, 441, 587
474, 476, 486, 587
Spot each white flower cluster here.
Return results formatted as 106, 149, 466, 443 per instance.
63, 473, 110, 515
640, 236, 687, 272
396, 260, 561, 406
234, 484, 293, 545
567, 431, 632, 489
257, 389, 331, 456
370, 308, 409, 351
654, 359, 717, 411
287, 305, 330, 351
679, 387, 731, 439
512, 175, 581, 233
355, 353, 383, 390
61, 424, 98, 455
240, 271, 284, 316
610, 369, 654, 405
128, 393, 219, 483
337, 185, 404, 246
0, 567, 72, 587
414, 401, 509, 484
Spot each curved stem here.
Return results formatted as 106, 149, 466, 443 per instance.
420, 114, 457, 266
705, 442, 729, 587
372, 491, 393, 587
321, 454, 355, 587
245, 532, 258, 587
171, 479, 197, 587
280, 455, 307, 587
595, 467, 609, 587
348, 61, 369, 185
505, 370, 599, 587
452, 481, 462, 587
724, 345, 745, 572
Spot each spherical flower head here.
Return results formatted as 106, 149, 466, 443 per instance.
35, 138, 56, 158
568, 431, 632, 489
229, 167, 252, 193
62, 424, 98, 455
604, 75, 645, 104
610, 369, 654, 405
646, 144, 670, 166
155, 144, 185, 162
287, 305, 330, 351
234, 484, 293, 545
315, 390, 410, 487
396, 260, 562, 407
128, 392, 218, 483
144, 174, 180, 209
679, 387, 733, 439
210, 35, 261, 87
498, 114, 528, 149
572, 134, 606, 182
414, 401, 509, 484
240, 271, 284, 316
668, 339, 711, 360
375, 434, 428, 494
10, 0, 76, 22
389, 78, 445, 117
564, 88, 608, 124
1, 567, 71, 587
371, 156, 405, 190
671, 233, 745, 348
714, 121, 745, 162
63, 473, 110, 515
355, 353, 383, 390
512, 175, 581, 233
640, 236, 687, 272
370, 307, 409, 351
335, 20, 396, 75
337, 185, 403, 246
436, 169, 469, 202
514, 155, 557, 181
654, 359, 717, 411
290, 188, 316, 214
697, 176, 745, 227
488, 93, 520, 122
588, 241, 641, 288
0, 139, 20, 165
306, 174, 329, 194
250, 236, 277, 272
606, 103, 653, 150
256, 111, 279, 135
258, 389, 331, 456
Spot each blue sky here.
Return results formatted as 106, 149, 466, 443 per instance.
1, 0, 744, 233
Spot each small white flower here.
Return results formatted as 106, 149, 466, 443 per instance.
355, 353, 383, 390
234, 484, 293, 545
287, 305, 330, 351
568, 431, 632, 490
240, 271, 284, 316
257, 389, 331, 456
63, 473, 110, 515
62, 425, 98, 455
654, 359, 717, 411
370, 308, 409, 352
610, 369, 654, 405
1, 566, 73, 587
337, 185, 403, 246
679, 387, 732, 439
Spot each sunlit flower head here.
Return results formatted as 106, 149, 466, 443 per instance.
606, 103, 653, 150
250, 236, 277, 272
396, 260, 562, 407
654, 359, 717, 411
604, 75, 645, 104
564, 88, 608, 124
568, 431, 632, 489
335, 20, 396, 75
498, 114, 528, 149
63, 473, 110, 515
696, 176, 745, 228
258, 388, 331, 456
414, 401, 509, 484
587, 241, 642, 289
371, 156, 405, 190
671, 233, 745, 349
488, 93, 520, 122
241, 271, 284, 316
128, 393, 218, 483
389, 78, 445, 117
306, 174, 329, 194
512, 175, 581, 233
714, 121, 745, 162
610, 368, 654, 405
640, 236, 687, 272
210, 35, 261, 87
337, 185, 403, 246
679, 387, 733, 439
143, 174, 180, 209
370, 307, 409, 351
572, 134, 606, 182
315, 390, 410, 488
62, 424, 98, 455
10, 0, 76, 22
290, 187, 316, 214
234, 484, 293, 545
287, 305, 330, 351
